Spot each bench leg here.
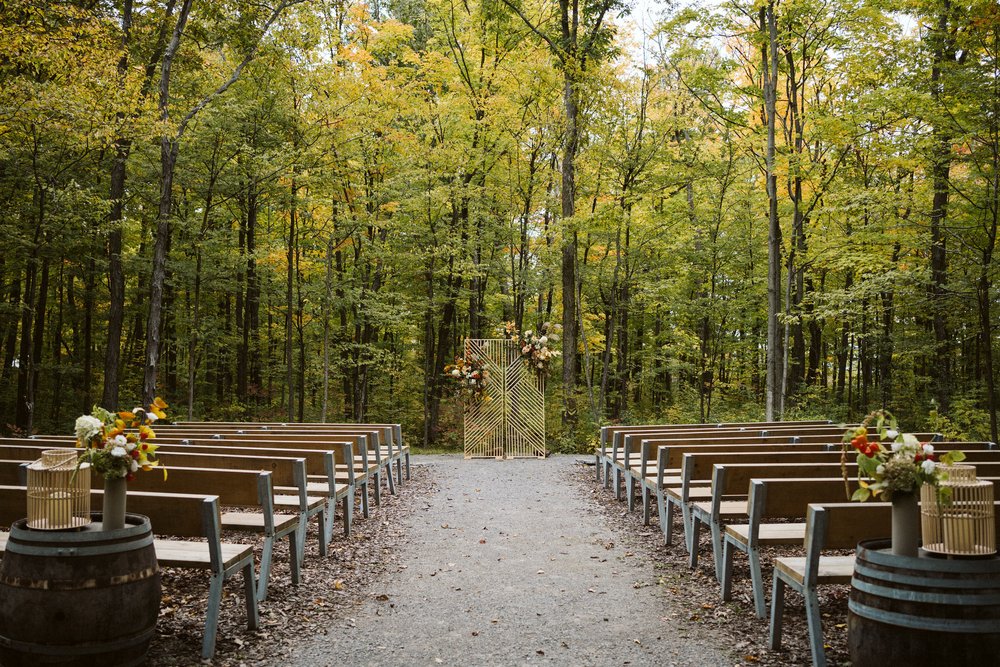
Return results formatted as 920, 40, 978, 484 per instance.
805, 587, 827, 667
405, 452, 411, 480
768, 574, 786, 650
687, 515, 702, 569
386, 462, 397, 495
614, 467, 623, 501
360, 480, 370, 518
749, 547, 767, 618
657, 493, 672, 545
373, 470, 382, 506
295, 517, 308, 564
682, 501, 695, 555
626, 472, 636, 511
256, 537, 274, 602
710, 519, 724, 583
287, 529, 301, 586
317, 508, 329, 557
324, 499, 337, 546
642, 486, 651, 525
603, 459, 611, 489
202, 573, 226, 660
243, 561, 260, 631
343, 492, 353, 537
721, 538, 735, 602
595, 453, 602, 482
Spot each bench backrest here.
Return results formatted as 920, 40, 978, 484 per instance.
0, 485, 216, 540
601, 420, 833, 446
714, 455, 1000, 498
0, 440, 345, 486
172, 422, 401, 446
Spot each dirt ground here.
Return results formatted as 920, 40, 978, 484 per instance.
142, 455, 841, 666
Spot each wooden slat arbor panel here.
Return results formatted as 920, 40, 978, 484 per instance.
464, 339, 545, 459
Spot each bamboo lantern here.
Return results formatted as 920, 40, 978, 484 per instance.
26, 448, 91, 530
921, 465, 996, 557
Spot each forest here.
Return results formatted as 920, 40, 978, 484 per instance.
0, 0, 997, 448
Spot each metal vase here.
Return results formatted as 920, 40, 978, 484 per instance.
891, 491, 920, 557
102, 476, 127, 531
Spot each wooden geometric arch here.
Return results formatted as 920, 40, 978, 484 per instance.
463, 338, 546, 459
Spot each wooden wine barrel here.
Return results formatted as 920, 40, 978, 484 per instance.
0, 514, 160, 666
848, 538, 1000, 666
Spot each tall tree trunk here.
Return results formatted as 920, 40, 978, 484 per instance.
286, 177, 297, 421
144, 0, 193, 407
928, 0, 956, 414
561, 76, 579, 428
762, 2, 783, 420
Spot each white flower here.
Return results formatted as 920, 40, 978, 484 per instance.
876, 465, 885, 475
111, 446, 127, 458
885, 429, 898, 440
130, 459, 139, 472
451, 369, 460, 377
74, 415, 103, 442
113, 434, 127, 447
126, 441, 137, 452
524, 330, 532, 337
922, 444, 935, 456
539, 336, 548, 345
146, 412, 159, 422
891, 441, 903, 452
921, 459, 937, 474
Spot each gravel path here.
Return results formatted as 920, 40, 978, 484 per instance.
285, 455, 732, 666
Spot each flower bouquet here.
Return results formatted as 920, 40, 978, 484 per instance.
443, 355, 490, 403
841, 410, 964, 503
75, 397, 168, 530
517, 322, 560, 375
842, 410, 965, 556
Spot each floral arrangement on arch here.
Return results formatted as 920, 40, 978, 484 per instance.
841, 409, 964, 502
74, 398, 169, 481
443, 355, 490, 403
500, 321, 561, 375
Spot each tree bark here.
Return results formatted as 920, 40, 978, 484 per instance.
762, 2, 784, 420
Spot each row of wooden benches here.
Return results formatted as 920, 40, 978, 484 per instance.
593, 420, 999, 666
0, 421, 411, 660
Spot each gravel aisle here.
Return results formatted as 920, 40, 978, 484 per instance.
285, 455, 732, 666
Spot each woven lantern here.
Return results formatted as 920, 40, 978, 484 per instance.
921, 465, 996, 557
26, 448, 91, 530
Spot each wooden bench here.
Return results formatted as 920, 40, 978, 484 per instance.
0, 486, 258, 660
0, 454, 306, 601
159, 434, 371, 521
597, 420, 832, 484
650, 435, 956, 547
625, 432, 859, 514
176, 422, 410, 483
602, 421, 839, 492
160, 431, 386, 512
768, 499, 1000, 667
0, 438, 356, 540
167, 421, 410, 484
693, 451, 1000, 583
621, 427, 852, 501
639, 442, 845, 540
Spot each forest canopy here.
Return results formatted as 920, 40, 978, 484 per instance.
0, 0, 997, 448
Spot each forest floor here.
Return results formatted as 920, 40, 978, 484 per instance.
145, 455, 845, 666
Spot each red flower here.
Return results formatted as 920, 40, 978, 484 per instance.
126, 473, 135, 482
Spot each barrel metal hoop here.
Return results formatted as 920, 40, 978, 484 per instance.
854, 561, 1000, 593
860, 543, 1000, 576
0, 624, 155, 655
849, 599, 1000, 634
851, 576, 1000, 606
7, 532, 154, 558
0, 565, 159, 591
